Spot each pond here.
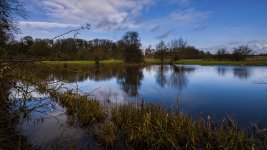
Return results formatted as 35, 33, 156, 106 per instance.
33, 64, 267, 126
20, 64, 267, 148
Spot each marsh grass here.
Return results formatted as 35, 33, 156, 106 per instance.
49, 91, 261, 149
110, 103, 249, 150
50, 91, 107, 127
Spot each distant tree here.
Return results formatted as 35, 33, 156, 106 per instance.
120, 31, 143, 63
19, 36, 34, 54
170, 38, 187, 62
232, 45, 253, 61
204, 51, 213, 59
92, 47, 105, 65
5, 40, 20, 55
155, 40, 168, 64
216, 48, 229, 60
77, 48, 90, 60
145, 45, 153, 56
27, 39, 52, 58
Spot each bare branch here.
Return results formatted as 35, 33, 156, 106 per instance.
52, 23, 91, 40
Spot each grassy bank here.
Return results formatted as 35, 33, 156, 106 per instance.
39, 59, 267, 66
40, 59, 123, 65
175, 60, 267, 66
48, 90, 264, 149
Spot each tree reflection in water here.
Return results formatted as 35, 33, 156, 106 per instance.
169, 65, 195, 91
155, 65, 169, 88
117, 66, 144, 97
217, 67, 227, 76
32, 64, 196, 97
154, 65, 195, 91
233, 67, 251, 79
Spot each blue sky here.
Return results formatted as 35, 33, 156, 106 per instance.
18, 0, 267, 53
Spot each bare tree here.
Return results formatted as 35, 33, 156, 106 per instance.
232, 45, 253, 61
155, 40, 167, 64
0, 0, 26, 47
216, 48, 229, 60
170, 38, 187, 63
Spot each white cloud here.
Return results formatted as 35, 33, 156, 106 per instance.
202, 40, 267, 54
169, 0, 190, 6
19, 21, 79, 28
39, 0, 154, 31
255, 43, 267, 50
155, 30, 172, 39
169, 8, 210, 24
26, 0, 208, 33
141, 8, 210, 30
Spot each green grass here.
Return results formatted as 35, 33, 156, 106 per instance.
144, 58, 267, 66
50, 91, 107, 126
175, 60, 267, 66
40, 59, 267, 66
40, 59, 123, 65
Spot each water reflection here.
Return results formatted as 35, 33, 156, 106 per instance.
18, 64, 267, 149
155, 65, 168, 88
233, 67, 251, 79
169, 65, 195, 90
30, 64, 267, 127
33, 64, 123, 82
216, 66, 252, 79
117, 66, 144, 97
217, 67, 227, 76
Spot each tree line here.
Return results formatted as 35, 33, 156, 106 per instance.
216, 46, 254, 61
2, 32, 255, 64
145, 39, 212, 63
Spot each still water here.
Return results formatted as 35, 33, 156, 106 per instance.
21, 64, 267, 148
35, 64, 267, 126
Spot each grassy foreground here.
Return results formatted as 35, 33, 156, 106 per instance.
40, 59, 267, 66
48, 90, 264, 149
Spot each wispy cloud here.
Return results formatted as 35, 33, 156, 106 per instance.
247, 40, 259, 44
150, 25, 161, 32
203, 40, 267, 54
155, 30, 172, 39
168, 8, 210, 24
19, 21, 79, 28
193, 25, 208, 31
141, 8, 210, 31
38, 0, 154, 31
255, 43, 267, 50
169, 0, 190, 6
228, 41, 241, 45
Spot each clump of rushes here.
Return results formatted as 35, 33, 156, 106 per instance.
95, 121, 117, 148
50, 91, 254, 149
111, 103, 251, 150
51, 91, 106, 126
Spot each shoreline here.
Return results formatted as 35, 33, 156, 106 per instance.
38, 59, 267, 66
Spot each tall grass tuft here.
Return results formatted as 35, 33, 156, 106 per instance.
50, 91, 257, 149
51, 91, 106, 127
111, 103, 250, 150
